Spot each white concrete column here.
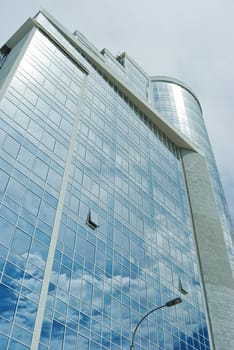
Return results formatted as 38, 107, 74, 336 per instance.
182, 149, 234, 350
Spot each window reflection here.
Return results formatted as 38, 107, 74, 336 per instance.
0, 14, 212, 350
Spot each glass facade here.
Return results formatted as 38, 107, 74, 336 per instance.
151, 78, 234, 273
0, 26, 85, 349
1, 10, 229, 350
117, 54, 149, 101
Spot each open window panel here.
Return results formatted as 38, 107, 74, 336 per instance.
178, 277, 188, 295
86, 209, 99, 230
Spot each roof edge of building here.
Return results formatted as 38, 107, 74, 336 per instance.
1, 9, 202, 155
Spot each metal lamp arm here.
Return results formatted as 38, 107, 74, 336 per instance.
130, 304, 165, 350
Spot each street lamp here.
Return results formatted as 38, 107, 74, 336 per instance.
130, 297, 182, 350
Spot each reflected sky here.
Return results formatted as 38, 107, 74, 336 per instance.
0, 12, 212, 350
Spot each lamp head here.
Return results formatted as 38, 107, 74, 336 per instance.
165, 297, 182, 307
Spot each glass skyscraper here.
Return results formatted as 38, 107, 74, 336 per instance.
0, 9, 233, 350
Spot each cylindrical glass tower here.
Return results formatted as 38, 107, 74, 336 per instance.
151, 76, 234, 273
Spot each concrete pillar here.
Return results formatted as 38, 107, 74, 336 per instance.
182, 150, 234, 350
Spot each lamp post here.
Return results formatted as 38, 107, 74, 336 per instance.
130, 297, 182, 350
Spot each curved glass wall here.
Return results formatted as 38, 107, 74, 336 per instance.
151, 77, 234, 273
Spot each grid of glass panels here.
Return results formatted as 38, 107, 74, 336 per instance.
0, 28, 84, 349
152, 80, 234, 273
36, 12, 149, 104
0, 12, 211, 350
32, 14, 211, 349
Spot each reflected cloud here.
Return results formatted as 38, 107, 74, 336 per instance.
0, 245, 209, 349
44, 254, 208, 349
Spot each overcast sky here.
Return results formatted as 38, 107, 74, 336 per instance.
1, 0, 234, 225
